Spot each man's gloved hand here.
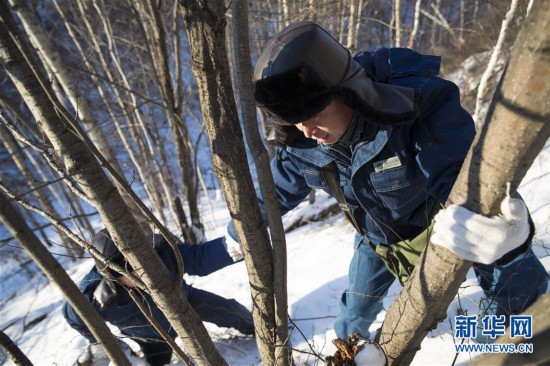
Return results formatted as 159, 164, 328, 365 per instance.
223, 232, 244, 262
431, 194, 529, 265
353, 342, 386, 366
325, 333, 386, 366
77, 343, 108, 365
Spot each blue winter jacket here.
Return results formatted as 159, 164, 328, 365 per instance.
62, 236, 233, 343
230, 48, 475, 245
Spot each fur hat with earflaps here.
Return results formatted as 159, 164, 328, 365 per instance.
254, 21, 420, 146
90, 229, 164, 278
89, 229, 166, 308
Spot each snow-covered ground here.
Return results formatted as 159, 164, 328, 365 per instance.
1, 140, 549, 366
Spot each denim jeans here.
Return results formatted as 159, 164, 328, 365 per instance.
334, 234, 549, 339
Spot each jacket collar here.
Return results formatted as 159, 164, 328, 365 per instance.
351, 127, 391, 176
286, 121, 392, 170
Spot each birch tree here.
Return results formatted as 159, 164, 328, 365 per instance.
473, 0, 520, 127
178, 0, 279, 364
346, 0, 363, 52
378, 1, 550, 364
0, 125, 83, 257
48, 0, 202, 232
0, 330, 32, 366
131, 0, 204, 242
393, 0, 401, 47
232, 0, 292, 364
0, 2, 226, 364
407, 0, 422, 48
471, 293, 550, 365
0, 191, 131, 366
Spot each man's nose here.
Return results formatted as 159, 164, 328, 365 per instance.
302, 125, 315, 138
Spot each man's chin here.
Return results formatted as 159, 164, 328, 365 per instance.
315, 135, 335, 145
320, 137, 339, 145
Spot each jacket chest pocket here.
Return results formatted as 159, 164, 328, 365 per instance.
302, 163, 350, 190
302, 169, 328, 189
369, 163, 426, 210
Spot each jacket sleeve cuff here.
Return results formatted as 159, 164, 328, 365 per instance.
495, 216, 535, 266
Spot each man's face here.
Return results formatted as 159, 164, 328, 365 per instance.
117, 269, 142, 288
295, 99, 353, 145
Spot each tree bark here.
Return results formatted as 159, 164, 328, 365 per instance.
470, 292, 550, 365
7, 0, 150, 223
346, 0, 359, 52
407, 0, 422, 48
394, 0, 401, 47
179, 1, 277, 364
0, 93, 94, 242
0, 330, 33, 366
0, 191, 130, 366
232, 1, 292, 364
0, 3, 226, 365
378, 2, 550, 364
54, 0, 175, 224
473, 0, 520, 127
132, 0, 204, 242
0, 124, 82, 257
7, 0, 122, 175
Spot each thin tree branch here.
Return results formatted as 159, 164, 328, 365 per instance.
128, 289, 193, 366
0, 111, 90, 203
0, 180, 146, 290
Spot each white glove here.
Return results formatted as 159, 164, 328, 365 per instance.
353, 340, 386, 366
77, 343, 108, 365
431, 195, 529, 265
223, 232, 244, 262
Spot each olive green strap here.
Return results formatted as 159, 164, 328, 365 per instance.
320, 161, 442, 285
375, 203, 441, 285
321, 162, 364, 237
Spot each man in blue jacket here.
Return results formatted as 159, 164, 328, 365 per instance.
229, 21, 548, 342
63, 230, 254, 366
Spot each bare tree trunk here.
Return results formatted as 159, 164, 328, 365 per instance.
0, 4, 226, 364
7, 0, 122, 176
346, 0, 358, 52
281, 0, 290, 27
132, 0, 204, 242
394, 0, 401, 47
378, 2, 550, 364
429, 0, 440, 50
54, 0, 174, 223
126, 289, 193, 366
307, 0, 317, 22
459, 0, 464, 44
7, 0, 150, 223
0, 92, 41, 137
0, 191, 130, 366
90, 0, 179, 223
0, 330, 33, 366
470, 292, 550, 365
407, 0, 422, 48
232, 1, 292, 364
179, 1, 277, 364
0, 95, 87, 232
0, 125, 82, 257
473, 0, 520, 127
337, 0, 346, 44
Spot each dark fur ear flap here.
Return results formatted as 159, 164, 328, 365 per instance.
333, 86, 420, 126
255, 66, 333, 124
266, 124, 301, 147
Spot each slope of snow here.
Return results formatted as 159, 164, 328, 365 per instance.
1, 141, 549, 366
